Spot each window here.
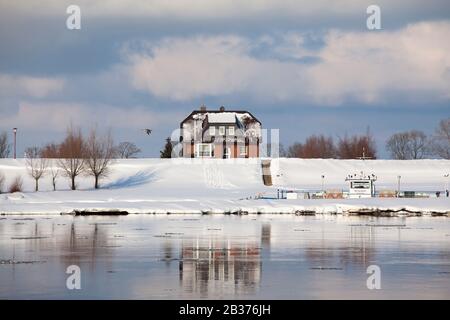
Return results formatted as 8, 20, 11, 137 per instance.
351, 181, 370, 189
195, 144, 212, 157
239, 145, 247, 156
228, 126, 235, 135
209, 126, 215, 136
219, 126, 225, 135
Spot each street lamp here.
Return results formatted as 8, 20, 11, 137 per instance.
445, 174, 449, 197
321, 174, 325, 198
12, 128, 17, 160
397, 175, 401, 198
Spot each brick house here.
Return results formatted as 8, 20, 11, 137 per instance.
179, 105, 262, 158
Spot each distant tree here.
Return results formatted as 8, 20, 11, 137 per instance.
287, 135, 336, 158
287, 143, 303, 158
0, 132, 10, 158
160, 137, 173, 158
386, 130, 428, 159
25, 146, 48, 191
40, 143, 60, 158
49, 160, 59, 191
337, 130, 377, 159
262, 142, 287, 157
279, 143, 288, 158
58, 126, 86, 190
431, 118, 450, 159
115, 142, 141, 159
85, 128, 115, 189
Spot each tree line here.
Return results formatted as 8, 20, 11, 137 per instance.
283, 129, 377, 159
282, 118, 449, 160
0, 126, 142, 193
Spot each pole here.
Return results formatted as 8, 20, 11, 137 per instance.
321, 175, 325, 198
397, 175, 401, 198
445, 174, 449, 197
13, 128, 17, 159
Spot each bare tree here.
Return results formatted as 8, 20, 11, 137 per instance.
49, 161, 60, 191
0, 132, 10, 158
115, 142, 141, 159
25, 146, 49, 191
41, 143, 60, 158
432, 118, 450, 159
85, 128, 115, 189
0, 171, 5, 193
288, 135, 336, 158
287, 142, 303, 158
337, 130, 377, 159
386, 132, 410, 159
41, 143, 61, 191
58, 126, 86, 190
386, 130, 428, 159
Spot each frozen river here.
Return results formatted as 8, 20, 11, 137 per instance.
1, 214, 450, 299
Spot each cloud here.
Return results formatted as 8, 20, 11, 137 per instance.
307, 21, 450, 105
0, 74, 65, 98
3, 0, 449, 21
0, 101, 180, 132
125, 21, 450, 105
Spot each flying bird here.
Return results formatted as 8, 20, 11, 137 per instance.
142, 129, 152, 135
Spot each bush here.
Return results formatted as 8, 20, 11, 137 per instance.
8, 176, 23, 193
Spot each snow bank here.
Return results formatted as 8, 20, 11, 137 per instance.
0, 158, 449, 215
271, 158, 450, 191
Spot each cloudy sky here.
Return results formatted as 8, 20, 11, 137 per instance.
0, 0, 449, 157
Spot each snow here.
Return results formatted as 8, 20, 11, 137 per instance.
0, 158, 449, 215
207, 112, 237, 124
270, 158, 449, 191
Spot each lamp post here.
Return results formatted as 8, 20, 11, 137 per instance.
397, 175, 401, 198
445, 174, 449, 197
13, 127, 17, 159
321, 175, 325, 198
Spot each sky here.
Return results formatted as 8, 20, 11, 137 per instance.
0, 0, 449, 158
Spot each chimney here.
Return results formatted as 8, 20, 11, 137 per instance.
219, 106, 225, 112
200, 104, 206, 112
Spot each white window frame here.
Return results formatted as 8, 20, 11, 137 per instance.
195, 143, 212, 157
209, 126, 215, 136
228, 126, 235, 136
239, 145, 247, 156
219, 126, 225, 136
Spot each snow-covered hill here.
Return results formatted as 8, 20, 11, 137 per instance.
0, 158, 449, 215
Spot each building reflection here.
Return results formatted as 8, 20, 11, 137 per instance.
176, 224, 271, 297
178, 238, 262, 297
261, 223, 271, 249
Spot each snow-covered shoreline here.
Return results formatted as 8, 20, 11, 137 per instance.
1, 197, 449, 216
1, 158, 449, 216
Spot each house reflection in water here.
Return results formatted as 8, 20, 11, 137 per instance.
178, 227, 269, 297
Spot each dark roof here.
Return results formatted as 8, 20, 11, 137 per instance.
180, 109, 261, 128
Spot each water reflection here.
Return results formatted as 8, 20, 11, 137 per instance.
179, 239, 262, 297
0, 215, 450, 299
